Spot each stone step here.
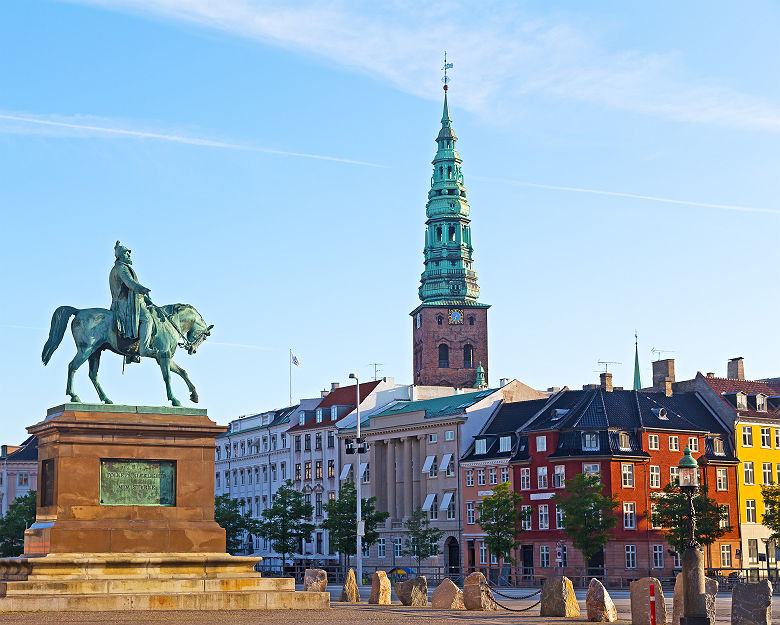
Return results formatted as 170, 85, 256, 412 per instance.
0, 589, 330, 612
1, 575, 294, 596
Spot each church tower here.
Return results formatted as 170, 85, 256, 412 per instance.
410, 70, 490, 388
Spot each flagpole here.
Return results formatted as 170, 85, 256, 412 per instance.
289, 348, 292, 406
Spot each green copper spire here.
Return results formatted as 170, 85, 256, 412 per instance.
633, 333, 642, 390
473, 362, 487, 389
418, 84, 480, 304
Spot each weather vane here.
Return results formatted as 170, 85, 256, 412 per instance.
442, 51, 453, 91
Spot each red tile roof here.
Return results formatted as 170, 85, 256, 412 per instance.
287, 380, 381, 432
700, 374, 780, 419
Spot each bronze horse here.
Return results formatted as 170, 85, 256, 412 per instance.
42, 303, 212, 407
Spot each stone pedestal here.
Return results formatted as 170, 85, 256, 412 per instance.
0, 404, 329, 612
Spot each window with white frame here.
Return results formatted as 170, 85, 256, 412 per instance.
475, 439, 486, 454
670, 466, 680, 485
330, 406, 338, 420
394, 537, 402, 557
714, 438, 724, 455
583, 463, 600, 480
499, 436, 511, 452
298, 413, 305, 426
316, 408, 323, 423
721, 544, 732, 567
466, 470, 474, 486
556, 505, 565, 529
445, 430, 455, 441
716, 467, 728, 491
429, 457, 438, 478
625, 545, 637, 569
623, 502, 636, 529
777, 464, 780, 486
649, 502, 659, 528
554, 465, 565, 488
758, 395, 768, 412
447, 496, 456, 520
428, 433, 437, 443
648, 434, 659, 450
737, 393, 747, 410
430, 494, 438, 520
776, 429, 780, 449
669, 435, 679, 451
540, 545, 550, 568
720, 505, 730, 529
479, 542, 487, 565
744, 461, 755, 485
688, 437, 699, 452
649, 465, 661, 489
488, 467, 497, 485
539, 504, 550, 529
477, 469, 486, 486
377, 538, 385, 558
447, 457, 455, 476
746, 499, 757, 523
521, 505, 532, 530
764, 462, 773, 485
652, 544, 664, 569
742, 426, 753, 447
619, 432, 630, 450
583, 432, 599, 450
490, 552, 498, 565
466, 502, 475, 524
536, 436, 547, 452
621, 463, 634, 487
520, 467, 530, 489
537, 466, 548, 489
762, 427, 771, 448
500, 467, 509, 483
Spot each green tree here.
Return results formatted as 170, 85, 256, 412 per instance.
553, 473, 620, 565
0, 491, 37, 557
214, 493, 262, 555
651, 482, 730, 555
477, 482, 527, 566
258, 480, 315, 570
762, 485, 780, 539
321, 481, 389, 571
402, 506, 444, 570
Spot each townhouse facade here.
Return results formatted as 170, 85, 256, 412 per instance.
346, 380, 545, 575
461, 376, 740, 579
0, 437, 38, 516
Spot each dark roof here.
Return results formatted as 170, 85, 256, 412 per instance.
701, 375, 780, 420
481, 397, 550, 435
287, 381, 381, 432
3, 436, 37, 461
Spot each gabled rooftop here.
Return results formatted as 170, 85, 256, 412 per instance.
700, 374, 780, 419
287, 381, 382, 432
370, 388, 496, 422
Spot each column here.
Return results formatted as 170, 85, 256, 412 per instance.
414, 435, 424, 510
403, 437, 413, 520
385, 439, 396, 519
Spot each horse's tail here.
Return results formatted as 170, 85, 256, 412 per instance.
42, 306, 79, 365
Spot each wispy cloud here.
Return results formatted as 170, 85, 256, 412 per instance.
0, 112, 385, 167
65, 0, 780, 131
208, 341, 274, 350
473, 175, 780, 215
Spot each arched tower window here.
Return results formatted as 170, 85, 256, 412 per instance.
437, 315, 443, 326
448, 226, 456, 242
436, 227, 443, 242
439, 166, 444, 178
464, 344, 474, 369
447, 165, 452, 178
438, 344, 449, 368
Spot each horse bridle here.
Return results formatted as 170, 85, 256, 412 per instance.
151, 303, 213, 355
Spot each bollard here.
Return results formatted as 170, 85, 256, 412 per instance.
650, 582, 656, 625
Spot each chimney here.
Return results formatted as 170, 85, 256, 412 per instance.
321, 389, 328, 398
727, 357, 744, 381
331, 382, 340, 391
652, 359, 675, 390
499, 378, 509, 387
664, 379, 673, 397
706, 372, 715, 378
600, 372, 613, 392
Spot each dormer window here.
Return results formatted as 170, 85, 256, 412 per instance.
331, 406, 338, 420
583, 432, 599, 451
475, 439, 487, 455
618, 432, 631, 450
299, 413, 305, 426
713, 438, 725, 455
736, 392, 747, 410
316, 408, 323, 423
499, 436, 511, 452
757, 394, 768, 412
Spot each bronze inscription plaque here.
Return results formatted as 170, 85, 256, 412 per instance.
99, 459, 176, 506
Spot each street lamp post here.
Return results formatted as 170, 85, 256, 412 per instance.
348, 373, 364, 588
678, 446, 711, 625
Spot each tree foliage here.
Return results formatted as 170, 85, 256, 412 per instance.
0, 491, 37, 557
477, 482, 527, 564
321, 481, 389, 566
651, 482, 730, 555
402, 506, 444, 569
762, 485, 780, 540
214, 493, 262, 555
258, 480, 315, 566
553, 473, 620, 563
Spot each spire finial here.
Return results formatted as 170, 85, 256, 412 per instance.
633, 330, 642, 391
442, 51, 453, 92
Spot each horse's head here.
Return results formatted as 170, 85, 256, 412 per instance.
167, 304, 213, 355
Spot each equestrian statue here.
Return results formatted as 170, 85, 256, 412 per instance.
42, 241, 213, 407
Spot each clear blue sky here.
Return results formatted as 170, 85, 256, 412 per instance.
2, 1, 780, 443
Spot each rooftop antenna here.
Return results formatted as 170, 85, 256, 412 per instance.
597, 360, 621, 373
651, 348, 675, 361
442, 51, 453, 91
367, 363, 384, 381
